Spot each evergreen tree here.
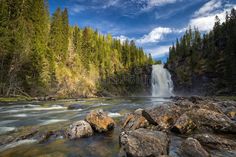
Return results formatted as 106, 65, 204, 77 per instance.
166, 8, 236, 95
61, 8, 69, 61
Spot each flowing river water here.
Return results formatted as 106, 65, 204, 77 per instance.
0, 65, 178, 156
0, 97, 173, 157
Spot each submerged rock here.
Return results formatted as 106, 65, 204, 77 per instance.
66, 120, 93, 139
119, 128, 169, 157
85, 109, 115, 132
180, 137, 210, 157
67, 104, 86, 110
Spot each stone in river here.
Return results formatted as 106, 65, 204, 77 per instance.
194, 134, 236, 151
122, 109, 149, 131
144, 103, 183, 130
185, 108, 236, 133
66, 120, 93, 139
171, 113, 196, 134
180, 137, 210, 157
67, 104, 86, 110
119, 128, 169, 157
85, 109, 115, 132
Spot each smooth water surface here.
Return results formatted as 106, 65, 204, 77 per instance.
0, 97, 171, 157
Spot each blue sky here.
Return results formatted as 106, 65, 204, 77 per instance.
48, 0, 236, 62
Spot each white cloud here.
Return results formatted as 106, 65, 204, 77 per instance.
145, 0, 178, 10
71, 5, 86, 14
103, 0, 120, 8
137, 27, 172, 44
189, 14, 221, 32
189, 3, 236, 32
146, 45, 171, 57
136, 27, 185, 44
148, 0, 177, 6
193, 0, 222, 17
114, 35, 132, 43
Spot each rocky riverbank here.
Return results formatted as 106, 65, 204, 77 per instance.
0, 96, 236, 157
119, 96, 236, 157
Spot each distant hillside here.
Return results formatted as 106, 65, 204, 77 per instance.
0, 0, 154, 98
166, 8, 236, 96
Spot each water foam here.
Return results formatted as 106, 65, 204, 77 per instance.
108, 112, 122, 117
152, 64, 174, 97
0, 127, 16, 135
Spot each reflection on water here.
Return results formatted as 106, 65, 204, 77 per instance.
0, 97, 171, 157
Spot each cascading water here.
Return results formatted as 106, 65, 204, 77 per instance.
152, 64, 174, 97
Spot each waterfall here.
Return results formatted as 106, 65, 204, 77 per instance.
151, 64, 174, 97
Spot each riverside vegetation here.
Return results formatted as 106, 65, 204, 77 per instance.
0, 0, 154, 98
166, 8, 236, 96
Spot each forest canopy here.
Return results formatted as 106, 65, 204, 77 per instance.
0, 0, 154, 98
166, 8, 236, 95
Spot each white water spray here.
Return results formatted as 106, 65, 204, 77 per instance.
152, 64, 174, 97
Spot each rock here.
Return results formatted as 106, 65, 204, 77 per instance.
67, 104, 86, 110
144, 103, 182, 130
196, 101, 224, 114
122, 113, 149, 131
216, 101, 236, 108
85, 109, 115, 132
189, 96, 205, 104
134, 108, 144, 115
37, 131, 54, 143
180, 137, 210, 157
175, 99, 194, 109
171, 113, 196, 134
186, 108, 236, 133
37, 96, 56, 101
66, 120, 93, 139
122, 109, 149, 131
224, 106, 236, 120
194, 134, 236, 150
119, 128, 169, 157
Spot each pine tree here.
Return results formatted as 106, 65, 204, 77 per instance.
23, 0, 50, 95
49, 8, 63, 62
61, 8, 69, 62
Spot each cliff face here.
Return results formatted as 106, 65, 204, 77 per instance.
165, 62, 213, 96
98, 65, 152, 97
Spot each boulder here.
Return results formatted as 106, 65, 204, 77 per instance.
119, 128, 169, 157
196, 101, 224, 114
186, 108, 236, 133
66, 120, 93, 139
171, 113, 196, 134
144, 103, 183, 130
180, 137, 210, 157
85, 109, 115, 132
122, 109, 149, 131
194, 134, 236, 150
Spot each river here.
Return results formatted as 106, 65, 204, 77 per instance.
0, 97, 172, 157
